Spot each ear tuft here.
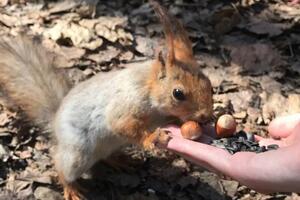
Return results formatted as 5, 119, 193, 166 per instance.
150, 0, 195, 66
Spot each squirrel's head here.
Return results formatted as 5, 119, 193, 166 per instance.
147, 0, 213, 123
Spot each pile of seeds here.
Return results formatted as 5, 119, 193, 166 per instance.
210, 131, 279, 154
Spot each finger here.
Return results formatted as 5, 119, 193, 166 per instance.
268, 114, 300, 139
163, 124, 217, 139
254, 135, 287, 148
258, 138, 286, 147
254, 135, 264, 141
166, 137, 232, 173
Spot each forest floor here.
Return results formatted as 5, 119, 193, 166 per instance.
0, 0, 299, 199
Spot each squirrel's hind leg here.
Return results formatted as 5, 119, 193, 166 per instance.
61, 180, 86, 200
54, 145, 94, 200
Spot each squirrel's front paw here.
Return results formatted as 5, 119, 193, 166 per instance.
143, 128, 171, 150
154, 128, 172, 147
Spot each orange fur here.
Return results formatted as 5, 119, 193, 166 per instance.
146, 1, 213, 123
150, 0, 196, 66
110, 114, 170, 150
57, 171, 84, 200
111, 115, 149, 142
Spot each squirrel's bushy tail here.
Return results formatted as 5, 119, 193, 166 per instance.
0, 36, 70, 129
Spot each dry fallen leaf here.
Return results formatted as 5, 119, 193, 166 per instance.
0, 144, 9, 162
119, 51, 134, 62
44, 20, 94, 47
87, 46, 120, 64
135, 36, 159, 57
6, 175, 33, 200
34, 187, 63, 200
0, 13, 18, 27
287, 94, 300, 114
79, 38, 103, 50
211, 7, 241, 35
215, 90, 254, 113
20, 167, 53, 184
16, 150, 32, 159
227, 42, 284, 75
47, 0, 78, 14
261, 93, 300, 123
245, 18, 285, 37
94, 16, 133, 45
273, 4, 300, 22
291, 61, 300, 74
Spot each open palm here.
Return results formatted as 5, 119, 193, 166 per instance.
164, 114, 300, 193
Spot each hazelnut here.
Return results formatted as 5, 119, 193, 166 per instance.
181, 121, 202, 140
216, 114, 237, 138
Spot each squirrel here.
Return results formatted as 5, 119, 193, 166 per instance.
0, 1, 213, 199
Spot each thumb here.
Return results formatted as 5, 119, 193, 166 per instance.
268, 114, 300, 139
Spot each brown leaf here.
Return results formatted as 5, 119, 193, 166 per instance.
48, 0, 78, 14
247, 107, 261, 124
59, 46, 86, 60
0, 113, 11, 127
215, 90, 254, 113
260, 92, 300, 123
0, 144, 9, 162
254, 76, 282, 93
273, 4, 300, 22
211, 7, 241, 35
135, 36, 159, 57
233, 111, 247, 120
34, 187, 63, 200
20, 168, 53, 184
291, 61, 300, 74
6, 175, 33, 199
119, 51, 134, 62
220, 180, 239, 198
94, 16, 133, 44
34, 141, 50, 151
177, 176, 197, 188
287, 94, 300, 114
245, 19, 285, 37
0, 13, 18, 27
227, 41, 284, 75
172, 158, 189, 170
87, 46, 120, 64
44, 20, 94, 47
16, 150, 32, 159
80, 38, 103, 50
79, 19, 99, 29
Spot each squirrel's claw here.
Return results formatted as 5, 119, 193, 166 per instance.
154, 128, 172, 147
63, 183, 86, 200
142, 128, 171, 150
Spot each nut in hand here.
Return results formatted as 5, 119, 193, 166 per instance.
181, 121, 203, 140
216, 114, 237, 138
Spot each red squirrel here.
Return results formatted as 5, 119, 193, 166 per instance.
0, 1, 213, 199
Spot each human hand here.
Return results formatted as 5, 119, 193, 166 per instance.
164, 114, 300, 193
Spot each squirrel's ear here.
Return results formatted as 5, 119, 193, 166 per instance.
154, 50, 166, 79
150, 0, 196, 67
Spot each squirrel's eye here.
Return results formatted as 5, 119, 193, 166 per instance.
173, 88, 186, 101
